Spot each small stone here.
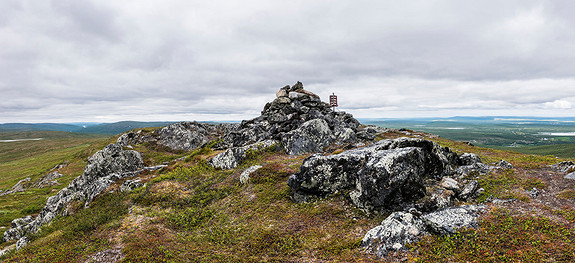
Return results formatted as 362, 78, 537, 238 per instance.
497, 160, 514, 169
459, 180, 479, 200
276, 89, 288, 98
440, 177, 460, 192
288, 92, 306, 100
565, 172, 575, 180
15, 236, 28, 250
240, 165, 262, 184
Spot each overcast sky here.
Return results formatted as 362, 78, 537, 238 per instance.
2, 0, 575, 123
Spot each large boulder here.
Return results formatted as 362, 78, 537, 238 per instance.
362, 212, 427, 257
209, 140, 280, 169
363, 205, 485, 256
117, 122, 236, 151
288, 137, 459, 212
422, 205, 485, 235
282, 119, 335, 155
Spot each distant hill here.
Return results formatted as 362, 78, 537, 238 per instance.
78, 121, 177, 134
0, 123, 82, 133
0, 121, 178, 135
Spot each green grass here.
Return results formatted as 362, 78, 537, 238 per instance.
411, 208, 575, 262
0, 131, 109, 228
495, 143, 575, 159
2, 128, 575, 262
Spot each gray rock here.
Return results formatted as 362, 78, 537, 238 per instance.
458, 153, 482, 165
144, 165, 168, 171
153, 122, 212, 151
116, 122, 234, 152
551, 161, 575, 173
15, 236, 28, 250
240, 165, 263, 184
121, 179, 144, 192
282, 119, 335, 155
440, 177, 460, 192
497, 160, 514, 169
84, 248, 124, 263
422, 205, 485, 235
288, 137, 459, 212
210, 140, 280, 169
458, 180, 479, 200
0, 177, 31, 196
527, 187, 540, 198
2, 216, 34, 242
32, 172, 64, 188
362, 212, 427, 257
565, 172, 575, 180
454, 162, 494, 177
3, 143, 144, 242
425, 186, 455, 210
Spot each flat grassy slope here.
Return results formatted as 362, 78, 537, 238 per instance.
2, 129, 575, 262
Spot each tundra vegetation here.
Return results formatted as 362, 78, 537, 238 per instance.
0, 128, 573, 262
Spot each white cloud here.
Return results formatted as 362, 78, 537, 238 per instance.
1, 0, 575, 123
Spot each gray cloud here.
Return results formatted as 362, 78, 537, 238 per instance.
1, 0, 575, 123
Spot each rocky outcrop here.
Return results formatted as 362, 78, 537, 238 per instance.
288, 137, 459, 212
220, 82, 374, 155
209, 140, 280, 170
282, 119, 334, 155
551, 161, 575, 173
117, 121, 236, 151
3, 143, 143, 246
363, 205, 485, 256
422, 205, 485, 235
32, 171, 64, 188
0, 178, 31, 196
362, 212, 426, 257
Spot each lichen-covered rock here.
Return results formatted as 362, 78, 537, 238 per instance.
116, 122, 236, 151
121, 179, 144, 192
364, 205, 485, 257
288, 137, 459, 212
282, 119, 334, 155
497, 160, 514, 169
3, 143, 144, 243
362, 212, 427, 257
422, 205, 485, 235
458, 153, 482, 165
440, 177, 460, 192
0, 177, 31, 196
454, 162, 494, 177
15, 236, 28, 250
458, 180, 480, 200
209, 140, 280, 169
240, 165, 263, 184
32, 171, 64, 188
552, 161, 575, 173
2, 216, 34, 242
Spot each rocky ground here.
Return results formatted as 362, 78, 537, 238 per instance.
1, 83, 574, 262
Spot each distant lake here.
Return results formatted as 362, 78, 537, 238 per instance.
0, 138, 44, 142
537, 132, 575, 136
